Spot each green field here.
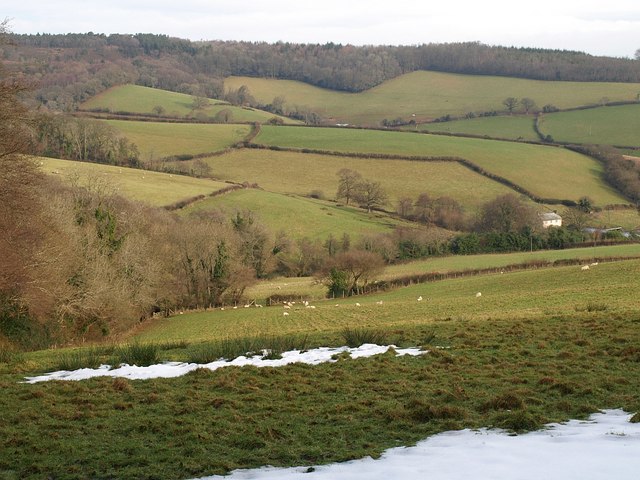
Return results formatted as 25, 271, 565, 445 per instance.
382, 243, 640, 279
38, 157, 230, 207
591, 208, 640, 230
414, 115, 539, 142
539, 104, 640, 147
254, 126, 628, 206
4, 259, 640, 479
244, 243, 640, 302
104, 120, 250, 160
226, 71, 640, 125
81, 84, 298, 124
134, 258, 640, 343
192, 148, 517, 212
182, 189, 412, 240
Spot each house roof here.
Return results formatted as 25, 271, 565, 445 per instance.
540, 212, 562, 221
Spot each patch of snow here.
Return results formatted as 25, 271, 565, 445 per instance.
194, 409, 640, 480
23, 344, 424, 383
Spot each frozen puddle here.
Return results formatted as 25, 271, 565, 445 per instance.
24, 344, 424, 383
195, 409, 640, 480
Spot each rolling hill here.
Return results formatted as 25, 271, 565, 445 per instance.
80, 84, 298, 124
38, 157, 231, 207
538, 104, 640, 147
181, 189, 415, 240
103, 120, 251, 160
225, 71, 640, 126
252, 126, 629, 206
186, 148, 520, 213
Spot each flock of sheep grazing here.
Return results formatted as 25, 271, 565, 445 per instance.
276, 290, 487, 316
216, 260, 601, 317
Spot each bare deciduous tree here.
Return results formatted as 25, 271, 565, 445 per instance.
336, 168, 362, 205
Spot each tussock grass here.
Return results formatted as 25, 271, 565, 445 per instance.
341, 328, 388, 348
56, 346, 115, 371
186, 334, 309, 363
112, 342, 161, 367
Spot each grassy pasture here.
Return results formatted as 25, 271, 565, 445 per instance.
133, 258, 640, 344
413, 115, 539, 142
193, 148, 517, 212
80, 84, 297, 124
38, 157, 229, 207
226, 71, 640, 125
242, 243, 640, 303
182, 189, 411, 240
254, 126, 628, 206
3, 260, 640, 479
104, 120, 250, 160
539, 104, 640, 147
382, 243, 640, 279
591, 208, 640, 230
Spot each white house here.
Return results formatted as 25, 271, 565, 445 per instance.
540, 212, 562, 228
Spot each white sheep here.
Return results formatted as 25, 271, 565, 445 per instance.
306, 305, 316, 309
284, 305, 291, 309
590, 262, 598, 266
417, 296, 423, 302
581, 265, 590, 271
376, 300, 383, 305
283, 312, 289, 316
475, 292, 482, 298
355, 302, 361, 307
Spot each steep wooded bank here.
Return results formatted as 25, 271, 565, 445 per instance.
6, 33, 640, 111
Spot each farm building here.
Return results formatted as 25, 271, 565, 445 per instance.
539, 212, 562, 228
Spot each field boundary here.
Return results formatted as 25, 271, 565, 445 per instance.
244, 142, 586, 207
260, 254, 640, 304
162, 182, 261, 211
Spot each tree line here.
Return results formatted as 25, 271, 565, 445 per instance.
6, 33, 640, 112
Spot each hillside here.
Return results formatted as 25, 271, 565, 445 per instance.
103, 120, 251, 160
185, 148, 519, 213
181, 189, 414, 240
9, 34, 640, 114
80, 84, 298, 124
538, 104, 640, 147
412, 115, 539, 141
252, 126, 629, 206
38, 157, 230, 207
225, 71, 640, 125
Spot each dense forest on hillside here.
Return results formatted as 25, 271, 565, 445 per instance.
5, 33, 640, 111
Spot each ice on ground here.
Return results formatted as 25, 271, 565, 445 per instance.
23, 344, 424, 383
194, 409, 640, 480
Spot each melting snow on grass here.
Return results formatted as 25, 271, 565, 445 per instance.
24, 344, 424, 383
195, 409, 640, 480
